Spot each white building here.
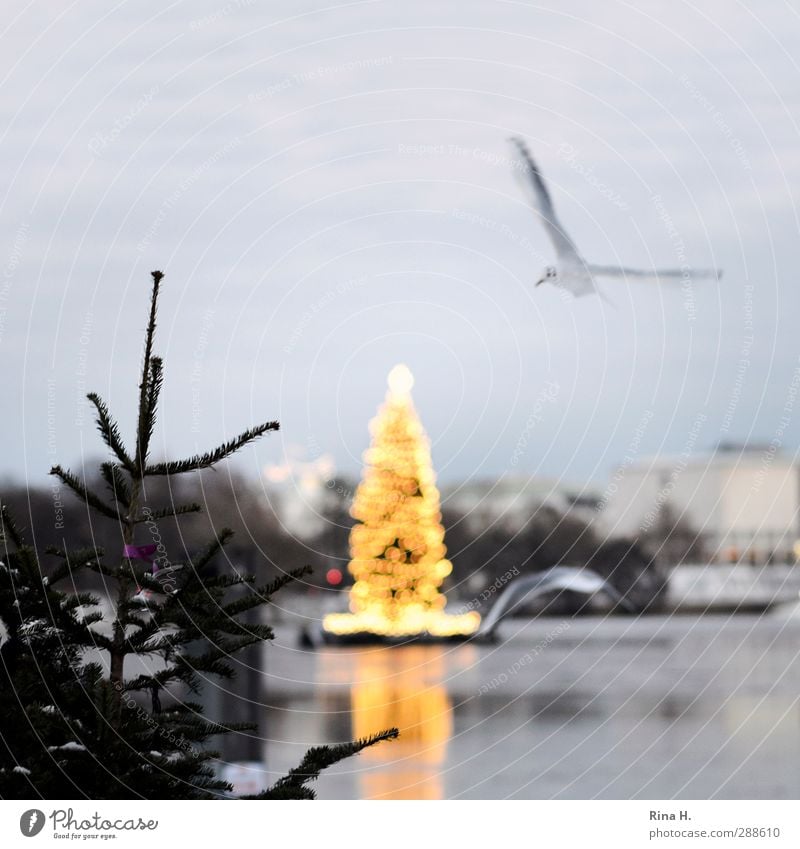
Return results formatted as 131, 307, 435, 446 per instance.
599, 444, 800, 563
440, 475, 600, 532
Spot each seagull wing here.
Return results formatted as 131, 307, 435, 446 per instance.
510, 137, 582, 262
589, 264, 722, 281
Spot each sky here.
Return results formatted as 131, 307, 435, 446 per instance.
2, 0, 799, 496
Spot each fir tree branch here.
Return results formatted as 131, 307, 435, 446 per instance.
76, 610, 104, 628
45, 544, 105, 563
84, 632, 115, 652
135, 502, 201, 522
0, 503, 24, 549
144, 422, 280, 476
123, 619, 167, 651
222, 566, 312, 616
99, 462, 131, 507
253, 784, 316, 800
148, 706, 254, 740
87, 394, 135, 471
256, 565, 313, 600
54, 590, 100, 611
172, 648, 237, 682
45, 546, 115, 580
48, 466, 122, 521
189, 528, 234, 572
123, 669, 184, 692
145, 357, 163, 422
134, 271, 164, 473
137, 357, 163, 467
251, 729, 399, 799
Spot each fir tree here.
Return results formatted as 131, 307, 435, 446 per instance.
0, 270, 396, 799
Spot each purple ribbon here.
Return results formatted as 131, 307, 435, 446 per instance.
124, 543, 159, 571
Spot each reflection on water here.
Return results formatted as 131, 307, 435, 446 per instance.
261, 615, 800, 799
322, 646, 456, 799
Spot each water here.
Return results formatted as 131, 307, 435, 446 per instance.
258, 611, 800, 799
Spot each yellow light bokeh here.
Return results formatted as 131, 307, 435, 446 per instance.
387, 362, 415, 396
350, 646, 452, 799
323, 364, 480, 639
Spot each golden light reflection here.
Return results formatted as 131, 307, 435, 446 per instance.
352, 646, 451, 799
323, 364, 480, 639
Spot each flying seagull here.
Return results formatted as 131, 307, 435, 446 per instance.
510, 137, 722, 298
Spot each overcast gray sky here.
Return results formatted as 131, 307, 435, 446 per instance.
2, 0, 799, 494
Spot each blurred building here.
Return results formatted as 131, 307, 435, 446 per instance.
440, 475, 601, 532
599, 444, 800, 564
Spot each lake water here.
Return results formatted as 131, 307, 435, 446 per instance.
257, 611, 800, 799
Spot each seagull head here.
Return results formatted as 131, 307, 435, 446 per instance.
536, 265, 558, 287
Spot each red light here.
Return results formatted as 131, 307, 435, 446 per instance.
326, 568, 343, 586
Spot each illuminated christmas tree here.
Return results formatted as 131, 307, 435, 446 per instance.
323, 365, 480, 640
